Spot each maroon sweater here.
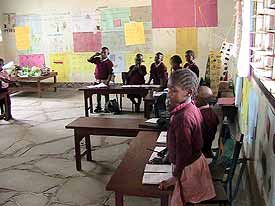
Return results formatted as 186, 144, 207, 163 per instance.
149, 62, 168, 85
184, 62, 199, 78
167, 102, 203, 177
200, 107, 219, 157
91, 57, 113, 80
127, 65, 147, 85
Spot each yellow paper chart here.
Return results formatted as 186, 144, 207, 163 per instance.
49, 53, 70, 82
176, 28, 198, 64
69, 53, 95, 82
124, 22, 145, 46
241, 78, 251, 134
15, 26, 30, 50
208, 51, 222, 96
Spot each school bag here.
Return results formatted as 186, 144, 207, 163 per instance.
105, 99, 120, 114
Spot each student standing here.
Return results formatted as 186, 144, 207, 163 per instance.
195, 86, 219, 158
0, 58, 13, 120
170, 55, 183, 73
127, 53, 147, 112
147, 52, 168, 88
87, 47, 113, 113
184, 50, 199, 78
159, 69, 216, 205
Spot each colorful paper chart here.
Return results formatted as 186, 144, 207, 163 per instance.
15, 26, 30, 50
124, 22, 145, 46
19, 54, 45, 68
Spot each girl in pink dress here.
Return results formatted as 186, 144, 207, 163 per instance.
159, 69, 216, 205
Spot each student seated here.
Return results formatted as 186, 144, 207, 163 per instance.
170, 55, 183, 73
184, 50, 199, 78
159, 69, 216, 206
0, 58, 13, 120
147, 52, 168, 88
87, 47, 113, 113
127, 53, 147, 112
195, 86, 219, 158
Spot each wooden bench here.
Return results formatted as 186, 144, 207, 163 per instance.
65, 117, 155, 171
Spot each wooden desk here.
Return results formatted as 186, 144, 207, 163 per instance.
106, 131, 171, 206
79, 84, 160, 117
65, 117, 154, 171
0, 90, 10, 120
9, 72, 58, 97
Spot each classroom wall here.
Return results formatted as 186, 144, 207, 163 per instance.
0, 0, 235, 83
237, 76, 275, 206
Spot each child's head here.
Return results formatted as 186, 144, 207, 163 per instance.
195, 86, 214, 107
170, 55, 182, 68
168, 69, 199, 109
101, 47, 110, 59
0, 58, 4, 70
154, 52, 164, 64
185, 50, 195, 63
135, 53, 144, 65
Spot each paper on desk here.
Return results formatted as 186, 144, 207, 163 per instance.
87, 83, 108, 88
121, 84, 160, 88
157, 131, 167, 144
144, 164, 172, 173
149, 146, 166, 161
153, 91, 165, 97
142, 172, 172, 185
145, 118, 159, 124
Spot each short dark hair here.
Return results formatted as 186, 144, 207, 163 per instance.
170, 55, 182, 64
102, 47, 109, 51
156, 52, 163, 56
185, 50, 195, 59
0, 58, 4, 63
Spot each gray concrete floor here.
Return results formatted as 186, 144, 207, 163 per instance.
0, 89, 250, 206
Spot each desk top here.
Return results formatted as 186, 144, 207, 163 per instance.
15, 72, 58, 81
106, 131, 171, 198
79, 84, 160, 92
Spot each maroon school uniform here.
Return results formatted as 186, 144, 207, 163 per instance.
91, 57, 113, 80
200, 106, 219, 157
184, 63, 199, 78
150, 62, 168, 85
127, 65, 147, 85
167, 101, 203, 178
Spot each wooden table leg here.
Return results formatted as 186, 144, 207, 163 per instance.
85, 135, 92, 161
74, 131, 82, 171
89, 95, 93, 113
120, 94, 123, 111
161, 196, 169, 206
115, 192, 123, 206
54, 75, 57, 92
37, 80, 42, 98
84, 92, 89, 117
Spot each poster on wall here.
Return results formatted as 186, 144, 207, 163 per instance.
0, 30, 3, 42
124, 22, 145, 46
247, 86, 259, 143
19, 54, 45, 68
205, 51, 222, 96
71, 10, 99, 32
220, 41, 234, 81
109, 53, 126, 74
152, 0, 218, 28
73, 32, 102, 52
15, 26, 30, 50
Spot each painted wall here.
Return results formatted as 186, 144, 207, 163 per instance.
0, 0, 235, 82
237, 76, 275, 206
